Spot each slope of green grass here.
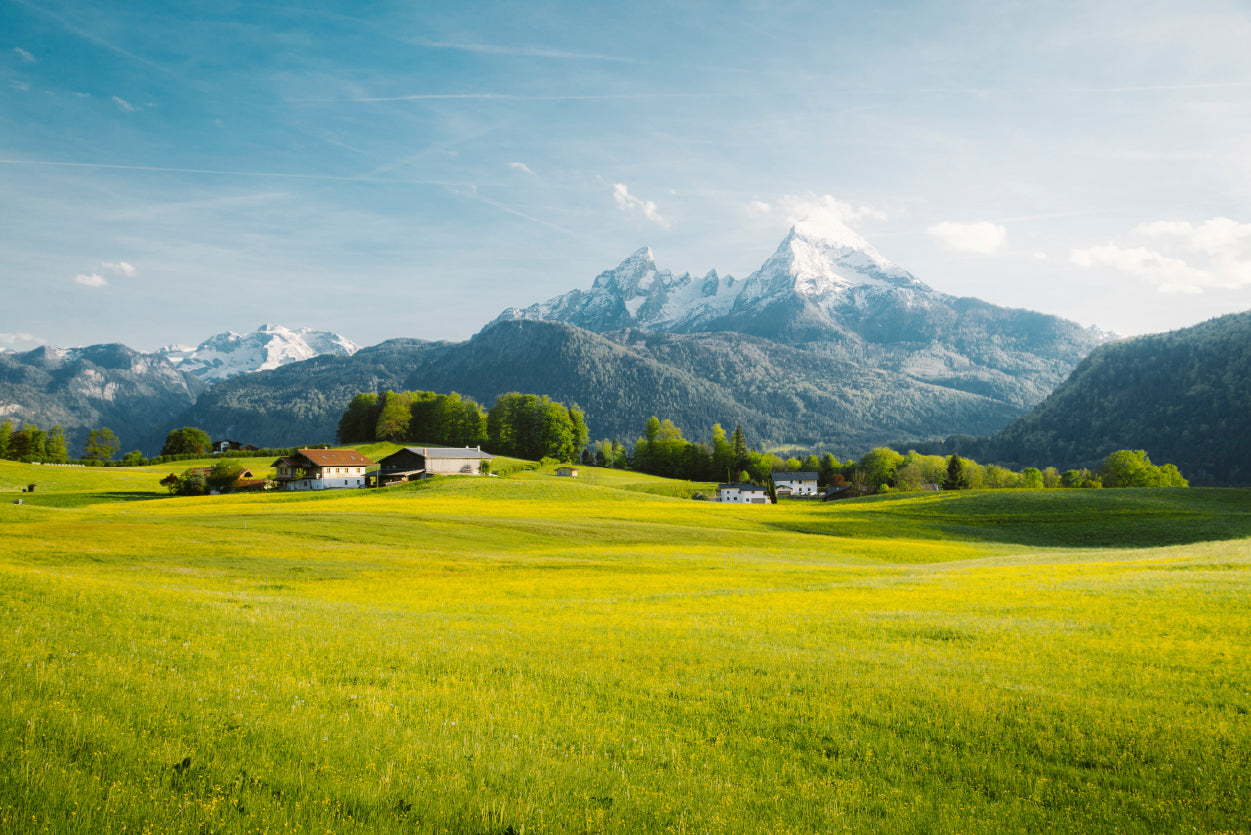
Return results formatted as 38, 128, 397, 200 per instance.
0, 461, 1248, 833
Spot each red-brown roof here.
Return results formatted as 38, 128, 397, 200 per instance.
294, 448, 376, 467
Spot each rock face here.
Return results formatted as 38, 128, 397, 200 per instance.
160, 324, 360, 382
0, 325, 360, 455
0, 344, 205, 453
493, 223, 1109, 411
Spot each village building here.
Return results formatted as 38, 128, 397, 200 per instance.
772, 471, 819, 497
717, 482, 772, 504
211, 439, 259, 454
374, 447, 493, 486
555, 466, 579, 477
272, 448, 375, 491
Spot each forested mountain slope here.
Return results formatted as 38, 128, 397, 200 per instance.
155, 320, 1027, 454
986, 310, 1251, 485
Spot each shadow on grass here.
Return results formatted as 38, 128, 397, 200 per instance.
13, 491, 165, 508
771, 488, 1251, 549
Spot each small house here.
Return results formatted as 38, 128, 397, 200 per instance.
375, 447, 493, 486
772, 471, 819, 497
272, 449, 375, 491
555, 466, 579, 477
211, 439, 259, 454
717, 482, 772, 504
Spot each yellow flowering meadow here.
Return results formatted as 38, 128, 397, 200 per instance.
0, 459, 1248, 833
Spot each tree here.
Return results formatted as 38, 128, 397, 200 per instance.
337, 393, 380, 443
44, 425, 69, 464
944, 455, 970, 490
859, 447, 904, 493
732, 425, 749, 472
160, 473, 181, 494
1020, 467, 1044, 489
0, 419, 11, 460
162, 427, 211, 456
11, 423, 46, 462
83, 427, 120, 462
121, 450, 145, 466
206, 460, 245, 493
374, 391, 412, 442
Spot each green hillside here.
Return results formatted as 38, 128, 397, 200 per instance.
986, 310, 1251, 485
1, 461, 1248, 833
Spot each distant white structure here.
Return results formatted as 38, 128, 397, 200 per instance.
772, 471, 819, 497
717, 482, 771, 504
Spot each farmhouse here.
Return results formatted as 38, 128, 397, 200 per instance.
375, 446, 493, 485
211, 439, 259, 453
772, 471, 819, 497
717, 482, 772, 504
555, 466, 579, 477
272, 448, 375, 491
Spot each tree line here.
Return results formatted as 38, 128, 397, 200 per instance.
337, 390, 589, 463
589, 414, 1187, 494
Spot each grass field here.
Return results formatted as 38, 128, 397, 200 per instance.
0, 459, 1248, 833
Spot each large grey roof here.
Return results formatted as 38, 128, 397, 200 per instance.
773, 472, 818, 480
401, 447, 492, 459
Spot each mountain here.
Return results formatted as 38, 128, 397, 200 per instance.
495, 223, 1108, 411
0, 324, 359, 456
982, 310, 1251, 485
159, 319, 1031, 454
160, 324, 360, 382
0, 344, 204, 452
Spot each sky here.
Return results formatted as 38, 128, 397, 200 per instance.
2, 0, 1250, 352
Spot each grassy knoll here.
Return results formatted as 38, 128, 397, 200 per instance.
0, 461, 1248, 833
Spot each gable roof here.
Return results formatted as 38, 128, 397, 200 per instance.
294, 448, 376, 467
773, 472, 819, 480
398, 447, 492, 459
718, 482, 767, 491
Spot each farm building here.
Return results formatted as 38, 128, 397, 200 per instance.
717, 482, 772, 504
772, 472, 819, 497
211, 439, 259, 453
272, 449, 375, 491
555, 466, 579, 477
375, 447, 493, 485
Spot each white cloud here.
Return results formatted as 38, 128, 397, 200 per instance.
10, 81, 29, 92
776, 194, 885, 249
748, 200, 772, 214
926, 221, 1008, 255
1033, 251, 1049, 261
1075, 217, 1251, 293
14, 47, 35, 63
112, 95, 136, 112
1133, 220, 1193, 237
612, 183, 669, 229
507, 161, 535, 175
101, 261, 137, 276
74, 273, 108, 288
0, 332, 44, 347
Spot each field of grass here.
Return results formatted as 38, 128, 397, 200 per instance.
0, 459, 1248, 833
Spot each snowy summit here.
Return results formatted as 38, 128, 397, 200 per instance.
160, 324, 360, 382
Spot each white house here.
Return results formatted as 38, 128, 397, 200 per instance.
717, 482, 772, 504
772, 471, 819, 497
272, 448, 375, 491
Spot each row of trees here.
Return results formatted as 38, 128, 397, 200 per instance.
337, 390, 589, 464
853, 447, 1186, 494
598, 413, 1188, 495
0, 419, 70, 464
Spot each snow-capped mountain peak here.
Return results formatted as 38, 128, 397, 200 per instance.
160, 324, 360, 382
491, 221, 934, 337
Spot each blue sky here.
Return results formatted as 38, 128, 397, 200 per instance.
2, 0, 1250, 351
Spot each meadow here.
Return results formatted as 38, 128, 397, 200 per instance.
0, 458, 1248, 833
